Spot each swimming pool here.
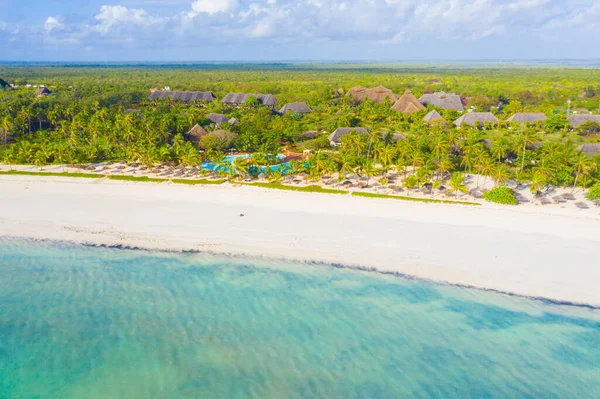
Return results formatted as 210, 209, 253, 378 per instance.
201, 154, 291, 175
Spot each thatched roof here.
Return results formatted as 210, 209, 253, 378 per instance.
423, 110, 444, 124
419, 92, 465, 111
453, 112, 498, 127
35, 87, 51, 96
391, 90, 426, 114
184, 124, 209, 144
228, 117, 239, 126
148, 91, 215, 103
303, 130, 319, 139
279, 102, 312, 114
328, 127, 368, 143
207, 113, 229, 126
507, 113, 547, 123
125, 109, 142, 115
568, 114, 600, 128
0, 78, 11, 90
347, 86, 397, 104
577, 143, 600, 157
222, 93, 278, 108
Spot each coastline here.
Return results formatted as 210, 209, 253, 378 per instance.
2, 174, 600, 306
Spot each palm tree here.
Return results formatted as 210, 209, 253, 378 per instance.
529, 169, 547, 199
490, 164, 510, 185
233, 156, 250, 179
572, 153, 595, 192
448, 172, 468, 197
515, 127, 538, 172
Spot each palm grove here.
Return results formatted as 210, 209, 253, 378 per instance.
1, 65, 600, 202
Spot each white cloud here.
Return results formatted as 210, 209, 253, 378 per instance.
191, 0, 238, 15
44, 17, 64, 33
11, 0, 600, 57
93, 5, 164, 35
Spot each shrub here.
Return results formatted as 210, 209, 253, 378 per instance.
483, 187, 518, 205
576, 121, 600, 136
199, 130, 237, 151
587, 183, 600, 201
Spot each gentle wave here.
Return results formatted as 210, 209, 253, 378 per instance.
0, 239, 599, 398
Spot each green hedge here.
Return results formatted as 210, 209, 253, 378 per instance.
352, 192, 481, 206
246, 182, 347, 194
482, 187, 518, 205
107, 175, 167, 183
0, 170, 103, 179
171, 178, 226, 185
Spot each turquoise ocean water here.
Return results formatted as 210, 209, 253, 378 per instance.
0, 239, 599, 398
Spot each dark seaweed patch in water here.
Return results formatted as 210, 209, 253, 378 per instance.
444, 299, 600, 331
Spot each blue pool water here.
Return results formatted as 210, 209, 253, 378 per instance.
201, 153, 290, 174
0, 239, 599, 398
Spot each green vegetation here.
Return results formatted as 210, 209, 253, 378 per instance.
245, 182, 347, 194
483, 187, 518, 205
352, 191, 481, 206
586, 183, 600, 201
171, 178, 226, 185
107, 175, 167, 183
0, 170, 103, 178
1, 64, 600, 202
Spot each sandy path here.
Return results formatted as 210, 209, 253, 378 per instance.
1, 175, 600, 306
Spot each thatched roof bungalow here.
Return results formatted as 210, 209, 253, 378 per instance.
0, 78, 11, 91
35, 87, 52, 96
148, 91, 215, 103
328, 127, 368, 145
567, 114, 600, 128
207, 113, 229, 126
423, 110, 444, 124
347, 86, 397, 104
507, 113, 547, 124
453, 112, 498, 127
184, 124, 209, 146
222, 93, 278, 109
419, 92, 466, 111
279, 102, 312, 114
577, 143, 600, 158
391, 90, 426, 114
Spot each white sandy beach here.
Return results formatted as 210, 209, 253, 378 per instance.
1, 174, 600, 306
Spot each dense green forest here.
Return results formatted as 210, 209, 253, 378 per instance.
1, 64, 600, 198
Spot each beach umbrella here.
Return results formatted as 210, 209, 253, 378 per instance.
575, 202, 589, 209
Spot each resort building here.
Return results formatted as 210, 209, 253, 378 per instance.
0, 78, 11, 91
184, 124, 209, 147
207, 113, 229, 126
347, 86, 397, 104
279, 102, 312, 114
507, 113, 547, 124
419, 92, 466, 111
453, 112, 498, 127
567, 114, 600, 128
222, 93, 278, 109
328, 127, 369, 146
423, 110, 445, 124
577, 143, 600, 158
148, 91, 215, 103
391, 90, 426, 114
35, 87, 52, 96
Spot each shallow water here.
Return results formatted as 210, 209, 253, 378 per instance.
0, 239, 599, 399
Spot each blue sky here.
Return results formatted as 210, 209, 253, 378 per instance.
1, 0, 599, 61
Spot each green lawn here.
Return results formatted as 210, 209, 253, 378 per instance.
171, 178, 226, 185
244, 182, 347, 194
0, 170, 103, 179
351, 191, 481, 206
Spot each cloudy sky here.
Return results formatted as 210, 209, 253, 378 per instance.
0, 0, 598, 61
